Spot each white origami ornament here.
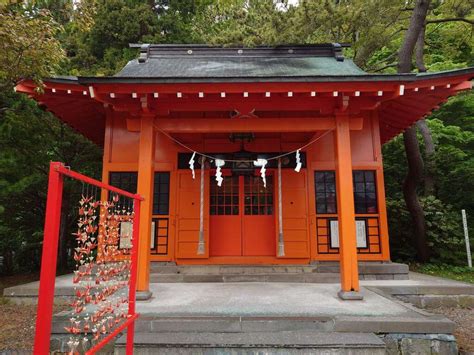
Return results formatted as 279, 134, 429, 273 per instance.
189, 152, 196, 179
254, 158, 268, 188
215, 159, 225, 186
295, 149, 302, 172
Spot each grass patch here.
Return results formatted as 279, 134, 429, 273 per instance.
411, 263, 474, 284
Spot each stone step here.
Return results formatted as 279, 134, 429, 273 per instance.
127, 315, 454, 335
149, 262, 410, 281
149, 264, 319, 274
149, 272, 341, 283
114, 331, 386, 355
133, 316, 334, 333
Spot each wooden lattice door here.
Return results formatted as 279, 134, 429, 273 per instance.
209, 174, 275, 257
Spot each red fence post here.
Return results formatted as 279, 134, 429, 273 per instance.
126, 198, 141, 354
33, 162, 64, 355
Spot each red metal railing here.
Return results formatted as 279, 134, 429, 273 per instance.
33, 162, 143, 354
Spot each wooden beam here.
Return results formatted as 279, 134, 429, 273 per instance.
126, 117, 364, 133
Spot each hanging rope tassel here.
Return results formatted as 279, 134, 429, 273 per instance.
197, 156, 206, 255
215, 159, 225, 186
277, 158, 285, 256
189, 151, 196, 179
253, 158, 268, 188
295, 149, 302, 172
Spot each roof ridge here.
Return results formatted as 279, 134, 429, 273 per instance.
133, 43, 348, 63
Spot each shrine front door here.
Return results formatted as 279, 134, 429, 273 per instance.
209, 174, 276, 257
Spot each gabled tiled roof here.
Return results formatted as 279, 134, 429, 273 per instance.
115, 43, 367, 80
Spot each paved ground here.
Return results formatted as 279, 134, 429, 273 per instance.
138, 282, 415, 317
3, 271, 473, 352
4, 271, 471, 319
4, 271, 470, 296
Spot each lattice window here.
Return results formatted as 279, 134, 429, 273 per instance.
316, 218, 340, 254
353, 170, 377, 214
153, 172, 170, 215
210, 176, 239, 215
316, 217, 382, 255
109, 172, 138, 206
357, 217, 381, 254
151, 218, 169, 255
315, 171, 337, 214
244, 175, 273, 215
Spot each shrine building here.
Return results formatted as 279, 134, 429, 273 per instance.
16, 44, 474, 299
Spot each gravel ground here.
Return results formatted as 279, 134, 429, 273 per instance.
430, 306, 474, 353
0, 301, 37, 352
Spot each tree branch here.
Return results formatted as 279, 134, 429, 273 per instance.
426, 18, 474, 25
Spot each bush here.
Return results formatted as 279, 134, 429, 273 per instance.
388, 196, 468, 264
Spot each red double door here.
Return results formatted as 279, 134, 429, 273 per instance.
209, 175, 276, 257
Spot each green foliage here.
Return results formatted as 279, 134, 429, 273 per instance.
0, 91, 101, 273
0, 5, 65, 87
0, 0, 473, 273
388, 196, 467, 264
412, 263, 474, 284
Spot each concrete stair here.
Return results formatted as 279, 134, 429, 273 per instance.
112, 314, 455, 354
115, 331, 386, 354
150, 262, 409, 283
114, 317, 387, 354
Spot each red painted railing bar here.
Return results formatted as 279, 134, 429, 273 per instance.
55, 164, 143, 200
33, 162, 64, 355
34, 162, 142, 354
85, 314, 139, 355
126, 198, 141, 354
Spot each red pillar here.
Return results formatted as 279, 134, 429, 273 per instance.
33, 162, 64, 354
334, 113, 362, 300
136, 113, 155, 298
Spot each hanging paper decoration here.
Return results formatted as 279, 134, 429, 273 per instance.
189, 152, 196, 179
295, 149, 302, 172
215, 159, 225, 186
254, 158, 268, 188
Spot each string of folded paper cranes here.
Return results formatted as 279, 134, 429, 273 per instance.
154, 127, 334, 188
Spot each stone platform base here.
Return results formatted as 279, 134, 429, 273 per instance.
150, 261, 409, 283
115, 331, 386, 355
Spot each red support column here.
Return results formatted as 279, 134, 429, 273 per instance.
33, 162, 64, 354
334, 113, 363, 300
136, 113, 155, 298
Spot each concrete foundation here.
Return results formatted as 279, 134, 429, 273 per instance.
4, 269, 474, 354
149, 261, 410, 283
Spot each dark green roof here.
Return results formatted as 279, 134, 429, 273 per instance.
115, 43, 367, 79
45, 44, 474, 85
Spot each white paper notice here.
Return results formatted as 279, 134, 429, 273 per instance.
119, 221, 133, 249
329, 220, 367, 248
150, 221, 156, 249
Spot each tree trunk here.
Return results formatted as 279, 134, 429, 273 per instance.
398, 0, 431, 262
398, 0, 431, 73
415, 24, 427, 72
3, 249, 14, 275
416, 119, 436, 195
414, 23, 436, 196
403, 127, 430, 262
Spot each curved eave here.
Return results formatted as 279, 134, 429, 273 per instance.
15, 79, 105, 145
14, 67, 474, 146
77, 74, 416, 84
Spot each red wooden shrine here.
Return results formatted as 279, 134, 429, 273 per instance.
16, 44, 474, 298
